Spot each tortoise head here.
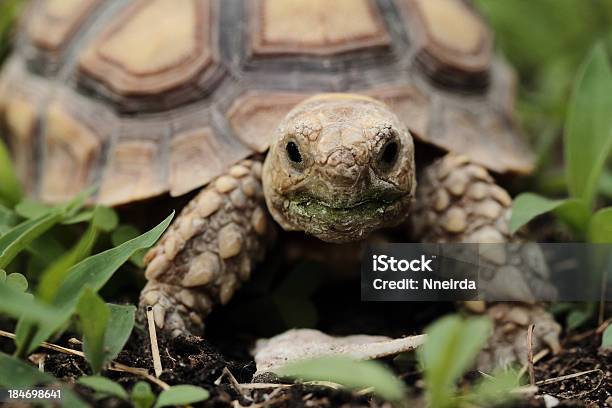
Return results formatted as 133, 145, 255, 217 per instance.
263, 93, 416, 243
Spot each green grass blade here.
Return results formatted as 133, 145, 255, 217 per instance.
0, 139, 22, 207
52, 212, 173, 307
564, 43, 612, 207
23, 212, 173, 354
37, 223, 98, 303
418, 315, 492, 408
77, 288, 110, 373
0, 282, 63, 323
105, 304, 136, 364
588, 207, 612, 243
0, 211, 63, 269
510, 193, 568, 233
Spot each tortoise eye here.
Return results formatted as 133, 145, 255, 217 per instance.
379, 140, 399, 169
286, 141, 303, 164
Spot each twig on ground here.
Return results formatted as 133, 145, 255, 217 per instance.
517, 349, 548, 380
535, 369, 602, 386
527, 324, 535, 386
145, 306, 163, 378
557, 369, 604, 400
595, 318, 611, 335
0, 329, 85, 357
0, 329, 170, 390
68, 338, 82, 347
568, 329, 596, 343
217, 366, 253, 402
511, 385, 538, 398
110, 362, 170, 390
239, 383, 292, 390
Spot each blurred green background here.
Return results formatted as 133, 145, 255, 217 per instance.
475, 0, 612, 197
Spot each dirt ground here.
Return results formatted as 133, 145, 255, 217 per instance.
1, 301, 609, 407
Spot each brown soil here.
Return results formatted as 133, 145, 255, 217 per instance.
1, 317, 609, 407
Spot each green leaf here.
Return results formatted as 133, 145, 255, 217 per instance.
0, 268, 5, 281
105, 304, 136, 363
20, 212, 173, 354
510, 193, 565, 233
0, 211, 63, 269
467, 369, 520, 406
0, 352, 52, 387
111, 225, 141, 246
0, 352, 88, 408
0, 282, 63, 323
0, 139, 22, 207
78, 376, 128, 400
77, 288, 110, 374
131, 381, 156, 408
53, 212, 173, 305
63, 209, 95, 225
14, 199, 52, 219
553, 198, 591, 233
564, 43, 612, 208
599, 169, 612, 198
37, 222, 98, 302
92, 206, 119, 233
602, 325, 612, 349
276, 356, 405, 402
588, 207, 612, 243
5, 272, 27, 292
510, 193, 590, 234
153, 385, 210, 408
61, 186, 96, 219
418, 315, 492, 408
111, 225, 145, 267
0, 203, 17, 230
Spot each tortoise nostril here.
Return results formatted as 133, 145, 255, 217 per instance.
379, 140, 398, 168
286, 141, 302, 164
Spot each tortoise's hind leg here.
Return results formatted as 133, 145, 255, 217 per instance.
409, 154, 561, 371
140, 159, 274, 337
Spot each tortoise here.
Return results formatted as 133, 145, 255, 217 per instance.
0, 0, 560, 369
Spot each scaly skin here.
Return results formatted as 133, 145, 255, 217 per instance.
263, 94, 416, 243
409, 154, 561, 371
140, 94, 560, 371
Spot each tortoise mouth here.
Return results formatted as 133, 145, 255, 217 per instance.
287, 191, 408, 223
280, 192, 411, 243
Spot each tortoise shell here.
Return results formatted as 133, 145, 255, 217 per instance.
0, 0, 534, 206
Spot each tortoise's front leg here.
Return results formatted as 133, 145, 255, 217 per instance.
409, 154, 561, 371
140, 159, 274, 336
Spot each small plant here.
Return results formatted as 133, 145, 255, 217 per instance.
418, 315, 520, 408
510, 44, 612, 242
77, 376, 210, 408
0, 185, 173, 391
76, 288, 136, 374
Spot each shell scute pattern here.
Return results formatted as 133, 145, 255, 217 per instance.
1, 0, 532, 206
